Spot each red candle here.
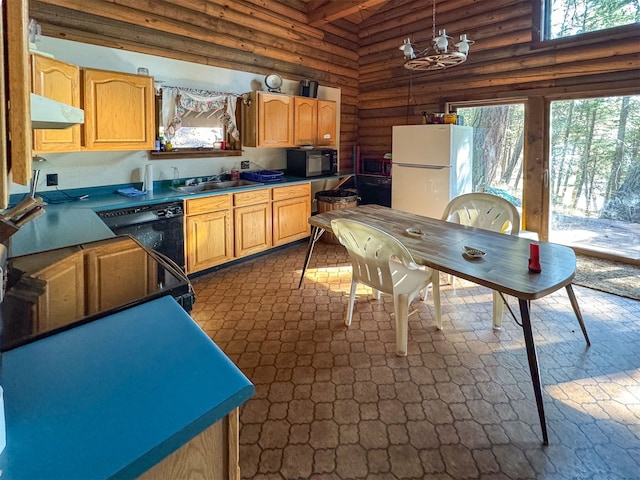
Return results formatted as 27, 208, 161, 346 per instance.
529, 242, 541, 273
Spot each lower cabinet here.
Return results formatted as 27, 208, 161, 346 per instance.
272, 184, 311, 246
139, 408, 240, 480
233, 189, 272, 258
84, 238, 156, 314
185, 195, 233, 274
15, 247, 86, 332
185, 183, 311, 274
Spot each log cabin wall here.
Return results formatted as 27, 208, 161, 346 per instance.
29, 0, 640, 182
357, 0, 640, 160
29, 0, 362, 171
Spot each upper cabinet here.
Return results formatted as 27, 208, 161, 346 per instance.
2, 0, 32, 199
316, 100, 337, 147
82, 68, 155, 151
242, 91, 337, 148
242, 91, 294, 147
29, 59, 156, 154
293, 97, 317, 146
31, 54, 82, 153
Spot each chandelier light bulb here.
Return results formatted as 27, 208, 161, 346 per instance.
434, 29, 450, 53
399, 38, 415, 59
455, 34, 474, 55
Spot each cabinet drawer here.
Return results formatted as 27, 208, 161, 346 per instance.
234, 189, 270, 207
272, 183, 311, 201
186, 194, 231, 215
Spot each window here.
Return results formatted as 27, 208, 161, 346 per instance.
160, 87, 240, 149
545, 0, 640, 39
454, 103, 525, 210
548, 95, 640, 260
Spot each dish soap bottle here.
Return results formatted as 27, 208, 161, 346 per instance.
231, 165, 240, 181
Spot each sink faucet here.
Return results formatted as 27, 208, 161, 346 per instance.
206, 174, 224, 183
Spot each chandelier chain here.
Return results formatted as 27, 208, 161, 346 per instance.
432, 0, 436, 40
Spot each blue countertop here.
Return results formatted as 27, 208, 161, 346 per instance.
0, 295, 255, 479
7, 174, 350, 257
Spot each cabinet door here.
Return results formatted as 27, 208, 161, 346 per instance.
234, 202, 272, 258
4, 0, 32, 192
259, 93, 293, 147
82, 68, 155, 151
185, 210, 233, 273
294, 97, 317, 146
316, 100, 337, 146
84, 239, 156, 314
31, 54, 81, 153
33, 250, 85, 331
273, 196, 311, 246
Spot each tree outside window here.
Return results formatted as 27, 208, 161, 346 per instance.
545, 0, 640, 39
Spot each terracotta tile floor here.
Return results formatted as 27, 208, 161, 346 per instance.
190, 241, 640, 480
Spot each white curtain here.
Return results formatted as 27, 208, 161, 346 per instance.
161, 87, 240, 141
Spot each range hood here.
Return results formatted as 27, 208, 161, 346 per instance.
30, 93, 84, 130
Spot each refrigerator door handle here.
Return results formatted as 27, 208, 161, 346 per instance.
394, 163, 451, 170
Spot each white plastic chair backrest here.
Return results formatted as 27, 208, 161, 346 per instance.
331, 219, 417, 295
441, 192, 521, 235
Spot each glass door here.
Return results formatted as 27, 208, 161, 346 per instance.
549, 95, 640, 261
456, 103, 525, 220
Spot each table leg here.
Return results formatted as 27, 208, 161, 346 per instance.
565, 284, 591, 346
298, 226, 325, 288
518, 298, 549, 445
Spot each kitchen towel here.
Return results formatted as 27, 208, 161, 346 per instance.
143, 164, 154, 192
117, 187, 147, 197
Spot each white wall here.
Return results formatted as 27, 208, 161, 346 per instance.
14, 37, 340, 194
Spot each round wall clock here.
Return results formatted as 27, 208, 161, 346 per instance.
265, 73, 283, 93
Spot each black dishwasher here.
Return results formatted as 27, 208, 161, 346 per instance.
97, 201, 185, 271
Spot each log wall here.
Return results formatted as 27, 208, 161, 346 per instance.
30, 0, 362, 170
30, 0, 640, 178
357, 0, 640, 160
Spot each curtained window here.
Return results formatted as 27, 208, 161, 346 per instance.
160, 86, 241, 148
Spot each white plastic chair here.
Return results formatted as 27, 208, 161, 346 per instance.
331, 218, 441, 356
441, 192, 521, 329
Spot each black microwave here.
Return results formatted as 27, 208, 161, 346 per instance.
287, 149, 338, 177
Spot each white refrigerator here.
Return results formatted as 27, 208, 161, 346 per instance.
391, 124, 473, 219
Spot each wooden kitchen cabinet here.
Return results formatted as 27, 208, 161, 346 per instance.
183, 183, 310, 273
140, 408, 240, 480
2, 0, 32, 197
31, 54, 81, 153
234, 189, 272, 258
272, 183, 311, 246
295, 98, 337, 147
293, 97, 317, 146
10, 247, 85, 332
242, 92, 337, 148
82, 68, 155, 151
185, 195, 233, 274
84, 238, 156, 314
242, 91, 294, 147
316, 100, 337, 146
32, 250, 85, 331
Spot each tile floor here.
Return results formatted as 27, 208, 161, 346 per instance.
190, 241, 640, 480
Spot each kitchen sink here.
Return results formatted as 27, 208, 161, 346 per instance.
172, 179, 263, 193
202, 180, 264, 190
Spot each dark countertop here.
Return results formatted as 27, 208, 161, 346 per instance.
0, 295, 254, 479
7, 174, 350, 257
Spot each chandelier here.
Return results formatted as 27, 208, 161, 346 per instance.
399, 0, 474, 71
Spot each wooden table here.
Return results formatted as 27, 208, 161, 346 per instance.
300, 205, 590, 445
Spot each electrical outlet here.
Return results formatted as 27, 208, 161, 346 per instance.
46, 173, 59, 186
240, 161, 250, 170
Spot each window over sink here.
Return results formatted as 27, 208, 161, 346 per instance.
151, 86, 243, 158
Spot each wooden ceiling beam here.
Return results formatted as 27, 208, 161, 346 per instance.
307, 0, 389, 27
